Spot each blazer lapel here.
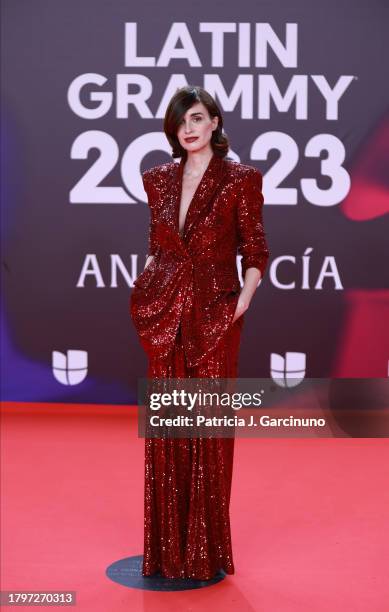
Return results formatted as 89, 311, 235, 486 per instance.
170, 153, 228, 244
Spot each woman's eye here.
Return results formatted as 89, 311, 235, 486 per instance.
180, 116, 202, 125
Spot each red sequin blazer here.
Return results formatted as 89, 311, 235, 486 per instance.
130, 152, 270, 368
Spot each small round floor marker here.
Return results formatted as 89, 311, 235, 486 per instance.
106, 555, 227, 591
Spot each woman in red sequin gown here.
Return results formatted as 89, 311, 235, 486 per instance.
130, 86, 270, 580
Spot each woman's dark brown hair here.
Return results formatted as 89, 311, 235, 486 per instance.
164, 86, 230, 160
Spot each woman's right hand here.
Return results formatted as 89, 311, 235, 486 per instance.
144, 255, 155, 271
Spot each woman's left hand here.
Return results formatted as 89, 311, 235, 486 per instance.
231, 267, 262, 323
231, 295, 250, 323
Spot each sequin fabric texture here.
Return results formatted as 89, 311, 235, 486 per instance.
130, 152, 270, 369
130, 152, 270, 580
143, 319, 243, 580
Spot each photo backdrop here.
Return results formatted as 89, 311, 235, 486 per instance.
2, 0, 389, 404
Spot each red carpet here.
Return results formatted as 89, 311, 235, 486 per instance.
1, 402, 388, 611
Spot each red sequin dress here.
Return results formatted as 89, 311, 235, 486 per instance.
130, 152, 269, 580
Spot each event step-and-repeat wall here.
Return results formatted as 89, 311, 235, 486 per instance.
2, 1, 388, 404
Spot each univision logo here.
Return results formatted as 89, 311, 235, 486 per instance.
270, 352, 306, 387
52, 350, 88, 385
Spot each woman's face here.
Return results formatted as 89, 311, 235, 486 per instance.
176, 102, 219, 153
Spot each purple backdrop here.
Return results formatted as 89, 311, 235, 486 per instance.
1, 0, 389, 404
